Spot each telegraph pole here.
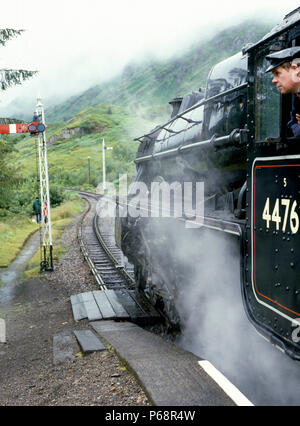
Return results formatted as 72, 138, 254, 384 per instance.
87, 156, 91, 185
102, 138, 113, 192
36, 94, 53, 271
102, 138, 106, 191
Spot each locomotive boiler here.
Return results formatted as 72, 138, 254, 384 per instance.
116, 7, 300, 360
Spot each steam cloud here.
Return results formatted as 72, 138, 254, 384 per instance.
170, 228, 300, 405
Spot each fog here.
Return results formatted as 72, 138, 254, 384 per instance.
0, 0, 299, 116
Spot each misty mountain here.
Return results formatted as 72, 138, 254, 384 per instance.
1, 20, 272, 124
1, 19, 274, 217
44, 20, 271, 123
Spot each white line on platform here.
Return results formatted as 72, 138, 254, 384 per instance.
198, 360, 254, 406
0, 318, 6, 343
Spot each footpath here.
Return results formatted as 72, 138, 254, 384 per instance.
0, 212, 149, 406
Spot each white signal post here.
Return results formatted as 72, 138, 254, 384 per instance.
36, 94, 53, 271
102, 138, 113, 191
0, 96, 53, 271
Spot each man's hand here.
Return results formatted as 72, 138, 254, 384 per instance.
296, 113, 300, 124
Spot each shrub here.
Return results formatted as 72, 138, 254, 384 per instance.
49, 185, 66, 207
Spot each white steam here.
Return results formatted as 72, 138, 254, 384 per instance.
172, 228, 300, 405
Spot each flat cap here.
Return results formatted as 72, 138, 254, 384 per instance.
265, 46, 300, 72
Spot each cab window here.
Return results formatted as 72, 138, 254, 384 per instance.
255, 54, 280, 141
284, 37, 300, 139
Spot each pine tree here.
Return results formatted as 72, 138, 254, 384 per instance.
0, 28, 37, 91
0, 135, 20, 210
0, 29, 24, 46
0, 29, 37, 213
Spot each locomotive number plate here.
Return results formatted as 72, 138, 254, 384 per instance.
252, 156, 300, 320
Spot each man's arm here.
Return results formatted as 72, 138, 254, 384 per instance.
287, 95, 300, 137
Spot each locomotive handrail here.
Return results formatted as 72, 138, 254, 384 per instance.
161, 126, 181, 134
135, 128, 247, 164
202, 83, 248, 105
134, 83, 248, 143
180, 117, 202, 124
181, 128, 243, 152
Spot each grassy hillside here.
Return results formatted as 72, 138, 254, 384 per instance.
45, 21, 271, 123
9, 104, 156, 193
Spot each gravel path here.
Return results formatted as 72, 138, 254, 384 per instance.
0, 205, 150, 406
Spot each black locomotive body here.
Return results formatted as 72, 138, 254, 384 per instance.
117, 8, 300, 359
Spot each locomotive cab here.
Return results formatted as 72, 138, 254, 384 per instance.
243, 7, 300, 359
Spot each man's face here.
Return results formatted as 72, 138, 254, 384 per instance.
271, 65, 300, 94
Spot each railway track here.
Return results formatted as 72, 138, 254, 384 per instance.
76, 190, 160, 325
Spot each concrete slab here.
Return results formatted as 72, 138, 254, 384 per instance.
53, 331, 79, 365
80, 292, 103, 321
115, 289, 160, 325
71, 289, 159, 324
90, 321, 236, 406
115, 289, 161, 326
104, 290, 129, 319
115, 289, 144, 318
92, 290, 116, 319
73, 329, 106, 354
70, 294, 87, 321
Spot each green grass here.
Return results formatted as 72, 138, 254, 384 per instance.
23, 244, 67, 279
0, 197, 84, 271
0, 217, 37, 267
23, 197, 84, 278
9, 104, 144, 186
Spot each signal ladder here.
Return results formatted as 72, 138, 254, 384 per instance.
0, 95, 53, 271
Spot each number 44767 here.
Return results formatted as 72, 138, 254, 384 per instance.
262, 198, 299, 234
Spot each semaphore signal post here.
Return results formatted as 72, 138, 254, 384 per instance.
35, 95, 53, 271
0, 95, 53, 271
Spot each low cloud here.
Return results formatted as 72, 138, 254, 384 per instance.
0, 0, 298, 115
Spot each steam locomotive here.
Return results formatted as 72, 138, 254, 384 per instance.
116, 8, 300, 360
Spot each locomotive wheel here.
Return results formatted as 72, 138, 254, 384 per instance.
134, 264, 147, 291
134, 265, 160, 310
163, 299, 180, 328
148, 282, 160, 307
